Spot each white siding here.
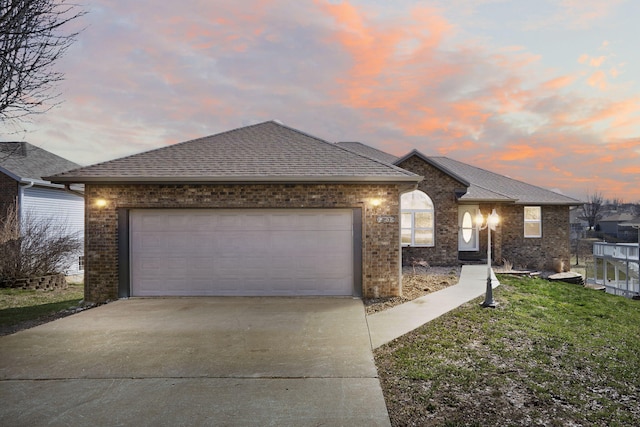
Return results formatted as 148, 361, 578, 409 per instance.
21, 186, 84, 274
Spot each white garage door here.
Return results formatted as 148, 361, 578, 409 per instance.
130, 209, 354, 296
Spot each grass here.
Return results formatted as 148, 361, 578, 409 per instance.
0, 283, 84, 330
375, 274, 640, 426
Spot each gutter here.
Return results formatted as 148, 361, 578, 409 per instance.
64, 184, 85, 198
45, 175, 424, 185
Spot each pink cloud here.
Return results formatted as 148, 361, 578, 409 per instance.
587, 70, 608, 89
541, 75, 575, 90
19, 0, 640, 203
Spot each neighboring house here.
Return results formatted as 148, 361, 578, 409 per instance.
48, 121, 579, 303
337, 143, 581, 271
47, 121, 422, 302
598, 213, 639, 241
619, 217, 640, 243
569, 207, 588, 240
0, 141, 85, 275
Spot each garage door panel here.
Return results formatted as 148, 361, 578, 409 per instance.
130, 209, 355, 296
133, 233, 166, 253
134, 256, 165, 277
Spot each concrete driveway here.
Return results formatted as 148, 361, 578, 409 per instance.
0, 298, 390, 426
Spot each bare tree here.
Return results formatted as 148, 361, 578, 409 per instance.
580, 191, 604, 231
0, 0, 85, 121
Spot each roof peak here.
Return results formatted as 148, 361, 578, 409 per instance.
47, 122, 421, 184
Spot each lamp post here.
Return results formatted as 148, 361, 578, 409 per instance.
475, 208, 500, 308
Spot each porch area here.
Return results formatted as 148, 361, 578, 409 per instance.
587, 242, 640, 298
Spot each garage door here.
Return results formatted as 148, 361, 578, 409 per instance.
130, 209, 355, 296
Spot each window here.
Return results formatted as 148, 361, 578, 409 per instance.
401, 190, 434, 246
524, 206, 542, 238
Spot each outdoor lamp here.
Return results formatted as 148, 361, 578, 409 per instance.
476, 208, 499, 308
95, 198, 107, 208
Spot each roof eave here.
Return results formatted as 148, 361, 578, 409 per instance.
46, 175, 424, 185
458, 197, 516, 204
0, 166, 22, 182
513, 200, 583, 206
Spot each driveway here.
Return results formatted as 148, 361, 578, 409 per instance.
0, 298, 390, 426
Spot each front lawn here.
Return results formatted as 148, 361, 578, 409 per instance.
0, 283, 84, 335
375, 275, 640, 426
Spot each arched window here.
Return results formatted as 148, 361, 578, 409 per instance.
401, 190, 435, 247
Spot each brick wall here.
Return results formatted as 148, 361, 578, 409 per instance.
84, 183, 403, 303
394, 157, 572, 271
0, 172, 18, 218
396, 156, 463, 266
496, 204, 571, 270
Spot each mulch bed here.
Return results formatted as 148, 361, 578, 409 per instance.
364, 266, 461, 314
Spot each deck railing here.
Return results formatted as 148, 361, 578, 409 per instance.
593, 242, 639, 261
589, 242, 639, 298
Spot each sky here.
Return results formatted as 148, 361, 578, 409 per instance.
4, 0, 640, 202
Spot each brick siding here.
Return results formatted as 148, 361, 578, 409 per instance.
396, 157, 572, 270
84, 183, 403, 303
496, 204, 571, 270
0, 172, 18, 218
396, 156, 463, 266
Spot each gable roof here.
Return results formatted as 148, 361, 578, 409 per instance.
335, 142, 579, 206
0, 141, 80, 184
423, 156, 580, 205
47, 121, 421, 184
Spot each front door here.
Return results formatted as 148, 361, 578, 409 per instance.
458, 205, 479, 251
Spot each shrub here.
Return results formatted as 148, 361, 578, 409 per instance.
0, 203, 82, 282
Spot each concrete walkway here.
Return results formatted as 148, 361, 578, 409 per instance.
367, 265, 499, 349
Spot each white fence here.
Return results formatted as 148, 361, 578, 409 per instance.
589, 243, 639, 298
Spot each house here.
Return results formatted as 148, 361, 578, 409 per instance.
569, 207, 588, 240
47, 121, 422, 302
48, 121, 579, 303
337, 143, 581, 271
619, 217, 640, 243
598, 213, 640, 241
0, 141, 85, 275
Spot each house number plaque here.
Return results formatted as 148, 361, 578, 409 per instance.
376, 215, 397, 223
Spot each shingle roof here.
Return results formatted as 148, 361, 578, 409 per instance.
599, 213, 636, 222
619, 216, 640, 227
343, 145, 580, 205
0, 142, 80, 183
47, 121, 421, 184
412, 154, 581, 205
335, 141, 400, 165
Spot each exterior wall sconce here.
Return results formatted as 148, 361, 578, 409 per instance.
370, 198, 382, 207
95, 198, 108, 208
475, 208, 500, 308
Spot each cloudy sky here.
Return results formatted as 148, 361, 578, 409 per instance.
8, 0, 640, 201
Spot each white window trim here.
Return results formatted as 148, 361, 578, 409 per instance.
524, 206, 542, 238
401, 191, 435, 247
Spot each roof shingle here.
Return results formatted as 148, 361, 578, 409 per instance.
0, 142, 80, 182
336, 143, 580, 205
48, 121, 421, 184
